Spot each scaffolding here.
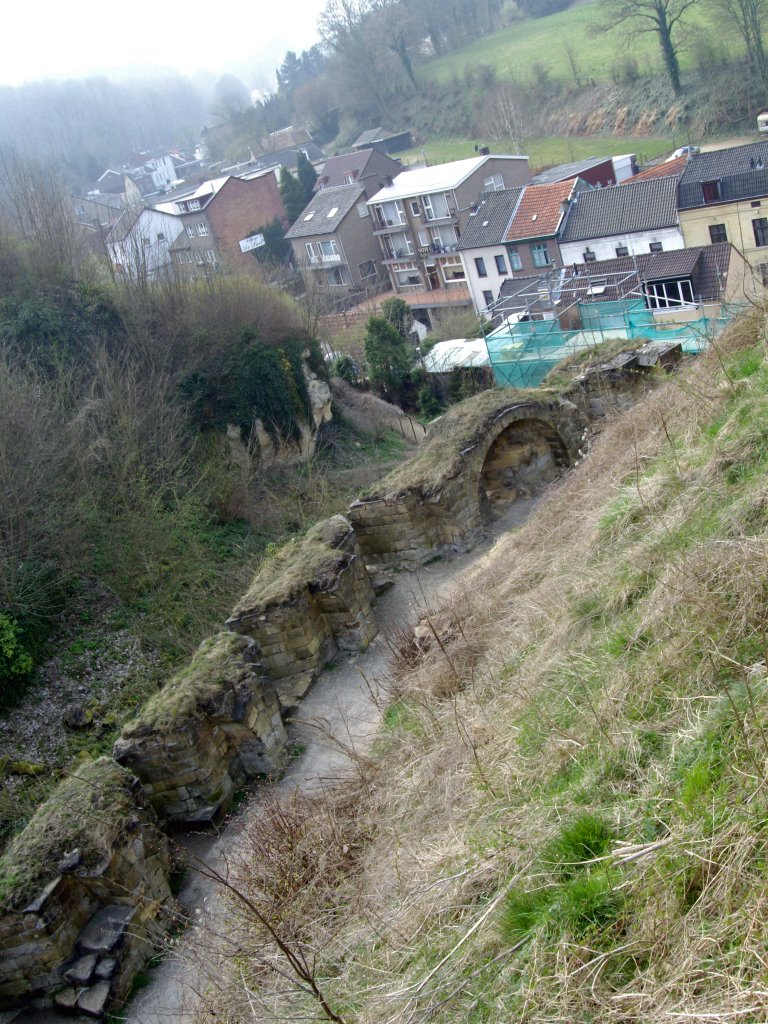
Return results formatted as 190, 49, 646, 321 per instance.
483, 265, 745, 389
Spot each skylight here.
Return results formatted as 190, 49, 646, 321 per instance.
327, 207, 339, 218
303, 212, 315, 221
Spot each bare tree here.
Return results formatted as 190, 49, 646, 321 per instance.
708, 0, 768, 87
596, 0, 701, 93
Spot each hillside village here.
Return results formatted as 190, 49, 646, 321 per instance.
8, 0, 768, 1018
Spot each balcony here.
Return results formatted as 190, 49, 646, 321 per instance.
307, 253, 344, 265
418, 243, 459, 256
382, 248, 416, 264
422, 208, 458, 225
373, 216, 408, 235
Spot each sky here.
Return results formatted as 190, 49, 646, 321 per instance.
3, 0, 329, 88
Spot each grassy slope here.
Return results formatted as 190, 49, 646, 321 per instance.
418, 1, 712, 87
209, 313, 768, 1022
398, 135, 674, 172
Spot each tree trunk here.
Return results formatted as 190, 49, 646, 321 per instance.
656, 2, 682, 93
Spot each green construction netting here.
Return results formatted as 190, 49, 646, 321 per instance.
485, 301, 747, 388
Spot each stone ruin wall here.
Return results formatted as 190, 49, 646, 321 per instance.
113, 633, 288, 827
0, 762, 171, 1016
226, 516, 378, 709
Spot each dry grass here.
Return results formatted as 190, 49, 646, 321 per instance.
192, 310, 768, 1023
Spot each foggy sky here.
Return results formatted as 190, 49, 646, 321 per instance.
5, 0, 329, 87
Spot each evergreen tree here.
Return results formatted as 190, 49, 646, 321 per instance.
296, 150, 318, 201
364, 315, 411, 404
280, 166, 310, 224
380, 297, 413, 340
249, 218, 291, 267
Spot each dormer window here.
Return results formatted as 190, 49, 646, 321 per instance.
583, 247, 596, 263
701, 180, 721, 203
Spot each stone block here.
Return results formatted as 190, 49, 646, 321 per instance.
77, 979, 111, 1017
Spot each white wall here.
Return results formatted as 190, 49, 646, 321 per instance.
460, 245, 515, 314
108, 208, 184, 281
559, 226, 685, 266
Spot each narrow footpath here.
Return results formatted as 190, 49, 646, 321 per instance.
125, 498, 537, 1024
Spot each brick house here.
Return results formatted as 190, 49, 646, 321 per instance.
501, 178, 588, 278
159, 173, 288, 276
366, 155, 531, 302
285, 183, 386, 296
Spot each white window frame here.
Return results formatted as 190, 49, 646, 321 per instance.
186, 225, 195, 239
188, 200, 201, 211
531, 243, 550, 268
305, 242, 317, 262
508, 247, 523, 271
644, 278, 695, 310
483, 173, 504, 192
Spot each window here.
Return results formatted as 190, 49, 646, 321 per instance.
196, 222, 209, 236
649, 241, 663, 253
303, 212, 315, 221
483, 173, 504, 192
495, 253, 508, 275
475, 257, 488, 277
440, 257, 465, 282
305, 242, 317, 261
754, 217, 768, 247
359, 259, 376, 280
205, 250, 215, 262
327, 265, 349, 286
583, 247, 597, 263
701, 180, 721, 203
760, 263, 768, 286
326, 206, 339, 219
418, 230, 430, 247
194, 251, 204, 264
141, 235, 150, 246
393, 261, 422, 287
752, 200, 762, 208
410, 200, 420, 216
531, 243, 550, 267
357, 203, 369, 218
157, 232, 166, 242
709, 223, 728, 244
344, 174, 355, 184
508, 247, 522, 271
186, 225, 195, 239
644, 278, 695, 309
188, 200, 201, 211
422, 193, 450, 220
615, 245, 629, 257
318, 238, 340, 259
482, 290, 494, 306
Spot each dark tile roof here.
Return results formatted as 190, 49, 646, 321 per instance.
314, 149, 401, 191
504, 179, 576, 242
532, 156, 613, 185
560, 176, 680, 242
353, 127, 402, 148
254, 143, 325, 172
498, 243, 732, 308
456, 188, 525, 249
285, 184, 367, 239
678, 142, 768, 208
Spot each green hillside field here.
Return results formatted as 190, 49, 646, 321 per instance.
417, 0, 715, 87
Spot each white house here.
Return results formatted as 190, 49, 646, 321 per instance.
106, 206, 184, 281
558, 176, 684, 266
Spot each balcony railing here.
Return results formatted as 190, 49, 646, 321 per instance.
418, 243, 459, 256
423, 208, 457, 223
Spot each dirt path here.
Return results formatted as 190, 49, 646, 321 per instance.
123, 499, 537, 1024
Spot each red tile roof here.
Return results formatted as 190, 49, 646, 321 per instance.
504, 179, 575, 242
626, 156, 687, 182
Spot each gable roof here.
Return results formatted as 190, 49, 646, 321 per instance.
504, 179, 577, 242
314, 148, 401, 191
628, 155, 687, 182
678, 142, 768, 208
532, 156, 613, 185
285, 184, 367, 239
367, 155, 528, 204
560, 176, 679, 243
456, 188, 525, 249
353, 127, 403, 148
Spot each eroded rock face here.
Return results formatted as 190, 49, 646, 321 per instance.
114, 633, 288, 826
226, 516, 378, 709
0, 759, 171, 1014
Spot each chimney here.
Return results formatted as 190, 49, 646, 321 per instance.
479, 146, 490, 156
384, 175, 393, 187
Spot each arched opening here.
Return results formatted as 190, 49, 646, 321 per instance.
479, 418, 570, 522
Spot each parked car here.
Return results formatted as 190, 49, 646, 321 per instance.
666, 145, 700, 161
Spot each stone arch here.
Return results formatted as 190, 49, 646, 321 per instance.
477, 416, 572, 521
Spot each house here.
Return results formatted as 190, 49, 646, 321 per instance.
106, 206, 184, 282
314, 148, 402, 193
558, 176, 684, 265
285, 183, 386, 296
486, 243, 757, 387
456, 187, 525, 312
156, 173, 288, 277
352, 127, 413, 154
502, 177, 589, 279
532, 156, 619, 187
366, 154, 531, 318
677, 142, 768, 277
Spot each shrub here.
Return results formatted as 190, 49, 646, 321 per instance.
364, 316, 411, 404
0, 613, 33, 705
